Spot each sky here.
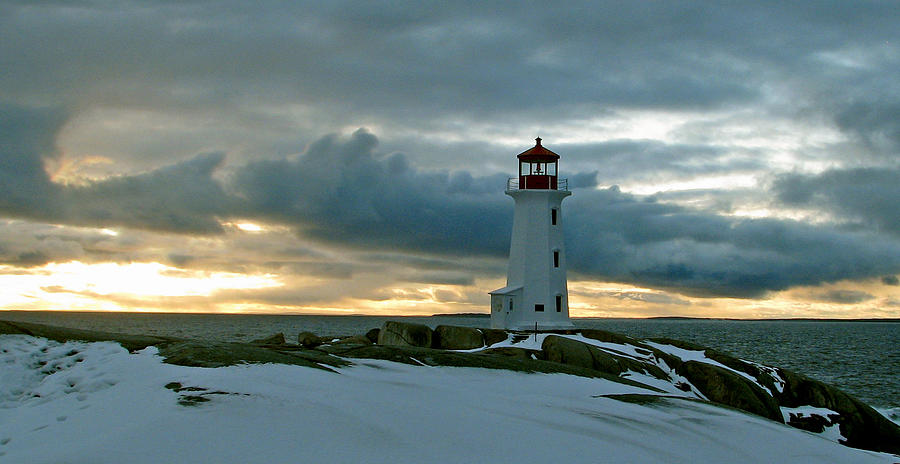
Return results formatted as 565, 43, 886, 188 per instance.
1, 0, 899, 318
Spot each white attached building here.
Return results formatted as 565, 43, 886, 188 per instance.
491, 138, 574, 330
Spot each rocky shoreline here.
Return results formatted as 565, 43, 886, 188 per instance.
2, 318, 898, 455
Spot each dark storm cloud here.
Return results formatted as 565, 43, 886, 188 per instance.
231, 129, 512, 256
3, 1, 900, 301
560, 140, 764, 186
773, 167, 900, 235
229, 132, 900, 298
66, 152, 232, 234
0, 103, 65, 216
567, 187, 900, 297
5, 1, 896, 126
3, 125, 900, 297
833, 100, 900, 157
1, 101, 233, 233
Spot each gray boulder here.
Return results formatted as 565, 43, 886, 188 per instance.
433, 325, 484, 350
250, 333, 286, 345
377, 321, 432, 348
481, 329, 509, 346
297, 332, 322, 348
542, 335, 595, 370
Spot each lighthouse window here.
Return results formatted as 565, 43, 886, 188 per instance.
553, 251, 559, 268
551, 208, 557, 225
534, 304, 544, 312
523, 162, 550, 175
556, 295, 562, 312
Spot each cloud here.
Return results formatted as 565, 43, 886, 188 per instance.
400, 271, 475, 287
0, 103, 66, 218
568, 187, 900, 297
811, 289, 875, 305
833, 100, 900, 157
231, 129, 513, 256
5, 1, 896, 133
3, 123, 900, 300
65, 152, 231, 234
573, 289, 691, 306
882, 275, 899, 286
0, 102, 233, 234
773, 167, 900, 235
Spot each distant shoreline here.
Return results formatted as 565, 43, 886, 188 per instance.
1, 309, 897, 322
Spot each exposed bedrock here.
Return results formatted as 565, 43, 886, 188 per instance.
676, 361, 783, 422
777, 370, 900, 454
432, 325, 484, 350
377, 321, 432, 348
535, 331, 899, 454
542, 334, 668, 380
250, 332, 286, 346
297, 331, 322, 348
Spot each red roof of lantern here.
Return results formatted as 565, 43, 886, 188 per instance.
517, 137, 560, 161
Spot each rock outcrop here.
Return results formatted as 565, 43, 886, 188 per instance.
676, 360, 783, 422
535, 331, 899, 453
377, 321, 432, 348
777, 370, 900, 454
297, 332, 322, 348
4, 318, 896, 455
480, 329, 509, 346
432, 325, 484, 350
250, 333, 286, 345
542, 335, 668, 380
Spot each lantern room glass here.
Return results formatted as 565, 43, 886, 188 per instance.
520, 161, 557, 176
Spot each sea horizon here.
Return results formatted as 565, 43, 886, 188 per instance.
3, 309, 899, 323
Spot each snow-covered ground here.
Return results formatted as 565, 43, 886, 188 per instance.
1, 334, 896, 464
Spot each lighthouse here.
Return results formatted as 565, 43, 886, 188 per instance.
490, 138, 574, 330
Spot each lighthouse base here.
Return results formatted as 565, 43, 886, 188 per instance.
489, 288, 574, 330
504, 320, 575, 331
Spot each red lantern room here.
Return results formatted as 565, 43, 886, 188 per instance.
517, 137, 560, 189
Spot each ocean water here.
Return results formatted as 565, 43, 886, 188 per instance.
2, 311, 897, 411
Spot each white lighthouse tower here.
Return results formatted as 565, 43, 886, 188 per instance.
490, 138, 574, 330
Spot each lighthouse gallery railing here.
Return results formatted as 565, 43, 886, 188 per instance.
506, 177, 568, 191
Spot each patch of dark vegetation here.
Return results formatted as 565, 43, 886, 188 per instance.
167, 382, 251, 407
177, 395, 210, 407
596, 393, 665, 405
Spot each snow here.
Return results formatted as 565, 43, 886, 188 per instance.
1, 334, 896, 464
